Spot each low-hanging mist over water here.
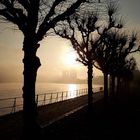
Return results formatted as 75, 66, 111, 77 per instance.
0, 82, 103, 116
0, 82, 103, 98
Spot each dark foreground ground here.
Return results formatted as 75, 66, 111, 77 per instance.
41, 86, 140, 140
1, 85, 140, 140
0, 92, 103, 140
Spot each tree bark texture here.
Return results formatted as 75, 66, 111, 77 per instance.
87, 63, 93, 109
22, 37, 41, 137
116, 77, 121, 96
111, 75, 115, 96
104, 72, 108, 98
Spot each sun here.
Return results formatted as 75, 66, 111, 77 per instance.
64, 52, 77, 66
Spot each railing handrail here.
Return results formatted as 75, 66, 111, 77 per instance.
0, 96, 21, 101
0, 88, 89, 116
0, 88, 88, 101
36, 88, 87, 96
0, 87, 103, 116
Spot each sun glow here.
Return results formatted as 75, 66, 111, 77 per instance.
68, 84, 77, 98
64, 51, 77, 66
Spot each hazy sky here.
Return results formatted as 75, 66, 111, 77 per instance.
0, 0, 140, 82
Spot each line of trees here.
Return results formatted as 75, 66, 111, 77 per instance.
0, 0, 89, 138
95, 30, 139, 96
0, 0, 140, 138
54, 1, 140, 106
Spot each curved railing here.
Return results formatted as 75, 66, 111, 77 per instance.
0, 88, 88, 116
0, 87, 103, 116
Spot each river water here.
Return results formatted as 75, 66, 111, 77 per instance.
0, 82, 102, 116
0, 82, 102, 98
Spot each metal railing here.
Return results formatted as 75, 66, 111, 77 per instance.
0, 96, 23, 115
0, 88, 88, 116
36, 88, 88, 106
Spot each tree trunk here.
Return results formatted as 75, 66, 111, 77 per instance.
111, 75, 115, 96
116, 76, 120, 96
104, 72, 108, 98
22, 38, 41, 138
109, 75, 112, 96
87, 63, 93, 109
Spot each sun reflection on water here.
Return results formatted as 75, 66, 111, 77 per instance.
68, 84, 77, 98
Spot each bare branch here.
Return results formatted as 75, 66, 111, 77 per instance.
93, 62, 102, 70
43, 0, 65, 23
36, 0, 87, 42
17, 0, 30, 11
0, 0, 28, 34
76, 58, 87, 66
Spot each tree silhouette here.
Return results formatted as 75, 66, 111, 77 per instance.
116, 57, 137, 95
0, 0, 88, 137
54, 1, 121, 107
95, 30, 140, 96
54, 12, 98, 109
89, 1, 123, 98
108, 32, 139, 95
94, 31, 126, 97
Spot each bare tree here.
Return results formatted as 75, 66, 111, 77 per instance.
0, 0, 88, 137
54, 12, 98, 109
109, 32, 140, 95
54, 0, 122, 108
116, 57, 137, 95
95, 30, 140, 96
94, 31, 127, 97
91, 0, 125, 98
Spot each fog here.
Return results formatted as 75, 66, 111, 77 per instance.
0, 33, 102, 83
1, 0, 140, 83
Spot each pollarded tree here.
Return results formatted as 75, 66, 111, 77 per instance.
94, 31, 127, 97
95, 30, 140, 96
108, 32, 139, 95
54, 12, 99, 109
54, 0, 122, 107
117, 57, 137, 95
90, 1, 123, 98
0, 0, 88, 137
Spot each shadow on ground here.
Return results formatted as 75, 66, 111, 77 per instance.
41, 88, 140, 140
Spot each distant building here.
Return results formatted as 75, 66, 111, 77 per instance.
62, 70, 77, 82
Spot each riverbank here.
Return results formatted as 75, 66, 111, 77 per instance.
41, 86, 140, 140
1, 86, 140, 140
0, 92, 103, 140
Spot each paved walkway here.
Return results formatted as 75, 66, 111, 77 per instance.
41, 87, 140, 140
1, 87, 140, 140
0, 91, 103, 140
38, 91, 103, 127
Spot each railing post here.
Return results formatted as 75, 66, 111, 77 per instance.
11, 98, 16, 114
56, 92, 58, 102
76, 90, 78, 97
0, 88, 91, 116
50, 93, 53, 104
66, 91, 68, 100
36, 95, 38, 106
62, 92, 63, 101
64, 91, 66, 100
43, 93, 46, 105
